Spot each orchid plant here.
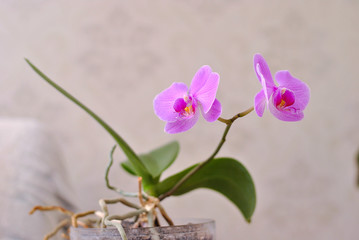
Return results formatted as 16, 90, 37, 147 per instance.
26, 53, 310, 239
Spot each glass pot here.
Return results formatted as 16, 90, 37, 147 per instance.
70, 218, 215, 240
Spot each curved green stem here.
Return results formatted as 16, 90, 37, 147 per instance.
159, 107, 254, 201
105, 145, 118, 192
218, 106, 254, 124
105, 145, 149, 199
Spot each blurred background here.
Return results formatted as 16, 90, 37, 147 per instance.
0, 0, 358, 239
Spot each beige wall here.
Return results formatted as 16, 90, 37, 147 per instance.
1, 0, 359, 239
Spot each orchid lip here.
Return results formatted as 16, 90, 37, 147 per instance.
273, 87, 295, 109
174, 98, 187, 112
173, 95, 195, 118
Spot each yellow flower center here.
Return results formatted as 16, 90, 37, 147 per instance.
277, 88, 287, 109
184, 105, 193, 115
278, 100, 286, 108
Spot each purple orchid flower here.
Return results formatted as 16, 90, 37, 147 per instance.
154, 65, 222, 134
254, 54, 310, 121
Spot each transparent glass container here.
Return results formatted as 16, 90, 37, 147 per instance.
70, 218, 215, 240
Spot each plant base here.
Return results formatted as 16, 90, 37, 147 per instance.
70, 218, 215, 240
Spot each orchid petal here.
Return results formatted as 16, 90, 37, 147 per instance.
268, 97, 304, 121
189, 65, 212, 96
164, 110, 200, 134
275, 70, 310, 110
153, 82, 188, 122
254, 90, 266, 117
202, 98, 222, 122
254, 54, 275, 92
193, 72, 220, 113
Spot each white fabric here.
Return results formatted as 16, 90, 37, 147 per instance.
0, 119, 74, 240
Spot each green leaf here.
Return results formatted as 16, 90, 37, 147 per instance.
154, 157, 256, 222
25, 59, 153, 185
121, 161, 137, 176
121, 141, 180, 181
141, 141, 179, 179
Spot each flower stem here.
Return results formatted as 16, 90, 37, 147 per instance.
218, 106, 254, 124
159, 106, 254, 201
